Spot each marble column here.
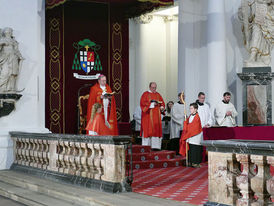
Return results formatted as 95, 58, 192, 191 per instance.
207, 0, 227, 111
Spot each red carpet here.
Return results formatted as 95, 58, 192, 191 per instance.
132, 164, 208, 205
130, 145, 185, 169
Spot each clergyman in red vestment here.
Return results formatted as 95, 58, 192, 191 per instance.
87, 75, 118, 135
179, 103, 203, 167
140, 82, 165, 150
86, 103, 111, 135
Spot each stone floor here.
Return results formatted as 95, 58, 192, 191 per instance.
0, 195, 26, 206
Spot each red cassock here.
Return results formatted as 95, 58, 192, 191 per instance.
85, 113, 111, 135
179, 114, 202, 157
140, 91, 165, 138
87, 83, 118, 135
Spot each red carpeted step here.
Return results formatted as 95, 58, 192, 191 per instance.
133, 156, 185, 170
132, 150, 176, 161
131, 145, 151, 153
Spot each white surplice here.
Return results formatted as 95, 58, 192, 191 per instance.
133, 106, 142, 131
197, 102, 213, 127
170, 102, 185, 139
214, 101, 238, 127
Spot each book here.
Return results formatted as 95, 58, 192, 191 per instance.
150, 100, 163, 104
103, 92, 115, 98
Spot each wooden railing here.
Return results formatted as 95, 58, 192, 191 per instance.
202, 139, 274, 206
10, 132, 132, 193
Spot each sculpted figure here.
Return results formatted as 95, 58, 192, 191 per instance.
0, 27, 24, 92
239, 0, 274, 67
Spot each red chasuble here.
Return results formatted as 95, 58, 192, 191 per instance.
179, 114, 202, 157
140, 91, 165, 138
87, 83, 118, 135
85, 113, 111, 135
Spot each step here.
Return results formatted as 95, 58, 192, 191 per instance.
0, 180, 83, 206
0, 170, 102, 206
132, 150, 176, 161
131, 145, 151, 153
0, 170, 191, 206
132, 156, 185, 170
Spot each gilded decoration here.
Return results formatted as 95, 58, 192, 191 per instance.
49, 17, 62, 133
112, 23, 123, 121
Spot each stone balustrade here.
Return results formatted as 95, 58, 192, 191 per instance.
10, 132, 132, 193
202, 139, 274, 206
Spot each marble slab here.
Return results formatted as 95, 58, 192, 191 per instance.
9, 132, 131, 145
237, 67, 273, 126
202, 139, 274, 156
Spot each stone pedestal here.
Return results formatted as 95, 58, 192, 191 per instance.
0, 94, 22, 117
237, 67, 274, 126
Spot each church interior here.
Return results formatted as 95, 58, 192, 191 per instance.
0, 0, 274, 205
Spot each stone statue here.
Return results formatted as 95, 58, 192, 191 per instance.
238, 0, 274, 67
0, 27, 24, 93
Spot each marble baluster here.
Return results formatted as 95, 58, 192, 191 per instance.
250, 155, 271, 206
266, 156, 274, 203
14, 138, 19, 164
93, 143, 102, 180
227, 154, 241, 205
24, 139, 30, 166
29, 139, 34, 167
63, 141, 70, 174
74, 142, 81, 176
57, 141, 65, 173
87, 143, 95, 179
22, 138, 28, 166
80, 143, 88, 178
236, 154, 255, 205
42, 139, 49, 169
33, 139, 40, 168
68, 142, 77, 175
37, 139, 43, 168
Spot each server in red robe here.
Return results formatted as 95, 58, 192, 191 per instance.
86, 103, 111, 136
140, 82, 165, 150
179, 103, 203, 167
87, 75, 118, 135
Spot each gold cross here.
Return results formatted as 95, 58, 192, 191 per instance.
84, 45, 89, 51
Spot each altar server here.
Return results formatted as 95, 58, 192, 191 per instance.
86, 103, 111, 136
170, 93, 186, 154
179, 103, 203, 167
215, 92, 238, 127
196, 92, 213, 128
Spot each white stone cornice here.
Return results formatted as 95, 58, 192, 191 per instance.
162, 15, 178, 22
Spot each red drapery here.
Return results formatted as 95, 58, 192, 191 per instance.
203, 126, 274, 141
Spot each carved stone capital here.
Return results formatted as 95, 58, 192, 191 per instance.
134, 14, 153, 24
